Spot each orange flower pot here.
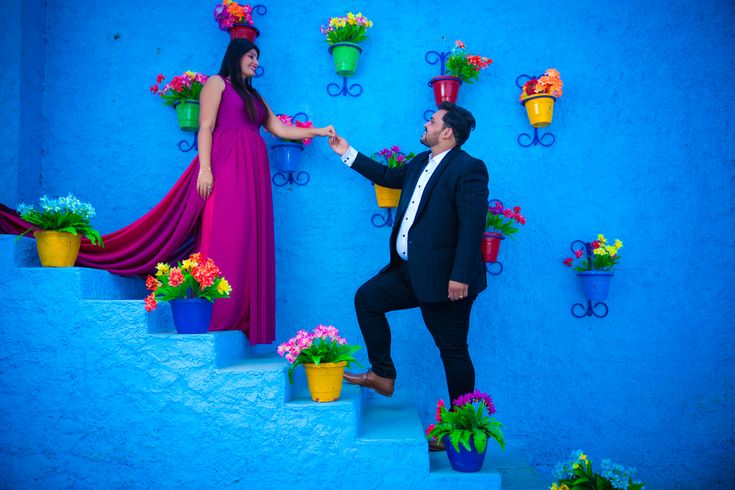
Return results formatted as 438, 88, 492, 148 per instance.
34, 230, 81, 267
303, 361, 347, 402
521, 94, 556, 128
374, 184, 401, 208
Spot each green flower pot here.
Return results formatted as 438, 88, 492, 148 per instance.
328, 42, 363, 77
174, 99, 200, 132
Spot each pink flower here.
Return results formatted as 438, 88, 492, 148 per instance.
156, 73, 165, 83
563, 258, 573, 267
149, 84, 159, 94
574, 249, 584, 258
455, 40, 465, 49
435, 399, 446, 422
425, 423, 436, 436
452, 390, 496, 415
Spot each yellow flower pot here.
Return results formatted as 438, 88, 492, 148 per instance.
522, 94, 556, 128
34, 230, 82, 267
303, 361, 347, 402
374, 184, 401, 208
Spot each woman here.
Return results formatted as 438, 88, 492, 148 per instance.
0, 39, 335, 345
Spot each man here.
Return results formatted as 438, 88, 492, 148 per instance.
328, 102, 489, 413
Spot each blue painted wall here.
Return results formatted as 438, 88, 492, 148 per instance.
2, 0, 734, 487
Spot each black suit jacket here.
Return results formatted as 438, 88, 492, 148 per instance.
351, 147, 489, 303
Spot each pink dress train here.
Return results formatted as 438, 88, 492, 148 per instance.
0, 81, 275, 344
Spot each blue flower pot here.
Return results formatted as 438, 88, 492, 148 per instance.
270, 142, 304, 173
577, 271, 614, 302
442, 435, 487, 472
169, 298, 213, 334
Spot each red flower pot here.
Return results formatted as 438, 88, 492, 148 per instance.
481, 232, 504, 262
429, 75, 462, 107
228, 23, 260, 42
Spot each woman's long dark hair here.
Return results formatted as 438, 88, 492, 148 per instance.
218, 38, 265, 121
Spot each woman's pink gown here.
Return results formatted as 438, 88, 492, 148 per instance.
0, 81, 276, 344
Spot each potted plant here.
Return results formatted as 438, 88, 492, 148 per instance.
563, 234, 623, 302
519, 68, 563, 128
16, 194, 104, 267
483, 201, 526, 263
321, 11, 374, 77
150, 71, 209, 132
144, 252, 232, 334
277, 325, 361, 402
371, 146, 415, 208
551, 450, 645, 490
213, 0, 259, 41
429, 40, 493, 107
426, 390, 505, 473
268, 114, 317, 173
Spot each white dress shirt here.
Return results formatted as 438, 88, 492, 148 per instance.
341, 146, 450, 260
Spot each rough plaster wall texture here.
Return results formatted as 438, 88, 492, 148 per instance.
1, 2, 22, 205
9, 0, 735, 487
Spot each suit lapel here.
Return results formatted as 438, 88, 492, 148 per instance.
414, 147, 461, 217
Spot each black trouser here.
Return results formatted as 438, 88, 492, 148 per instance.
354, 260, 475, 404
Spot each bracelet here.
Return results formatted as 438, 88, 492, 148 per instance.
199, 167, 211, 173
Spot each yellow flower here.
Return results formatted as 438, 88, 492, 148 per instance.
181, 259, 197, 271
579, 453, 587, 461
572, 463, 579, 469
551, 484, 559, 490
217, 279, 232, 295
605, 245, 616, 256
597, 234, 607, 244
593, 247, 606, 255
614, 239, 623, 249
155, 262, 170, 277
561, 485, 570, 490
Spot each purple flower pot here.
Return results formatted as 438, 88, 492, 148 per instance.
442, 435, 487, 472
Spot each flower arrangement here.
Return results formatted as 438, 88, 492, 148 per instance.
150, 71, 209, 106
16, 194, 103, 246
520, 68, 563, 101
485, 201, 526, 237
213, 0, 253, 30
144, 253, 232, 312
320, 12, 373, 45
563, 234, 623, 271
277, 325, 362, 383
551, 450, 645, 490
276, 114, 316, 145
375, 145, 416, 168
425, 390, 505, 453
445, 40, 493, 83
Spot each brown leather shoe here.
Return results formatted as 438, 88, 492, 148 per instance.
428, 438, 446, 452
343, 370, 395, 397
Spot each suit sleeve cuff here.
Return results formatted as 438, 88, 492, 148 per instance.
341, 146, 358, 167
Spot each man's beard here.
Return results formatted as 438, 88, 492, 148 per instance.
420, 131, 437, 148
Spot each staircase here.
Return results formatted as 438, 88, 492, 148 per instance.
0, 235, 543, 489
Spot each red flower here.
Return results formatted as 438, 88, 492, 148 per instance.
149, 84, 159, 94
156, 73, 165, 83
563, 258, 573, 267
168, 267, 184, 287
145, 275, 161, 291
425, 423, 436, 436
144, 292, 157, 312
591, 240, 600, 249
574, 249, 584, 258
